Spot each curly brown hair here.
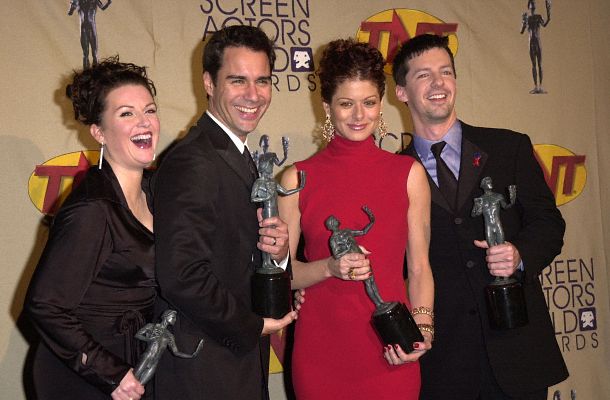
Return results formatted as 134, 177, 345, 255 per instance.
317, 38, 386, 104
66, 56, 157, 125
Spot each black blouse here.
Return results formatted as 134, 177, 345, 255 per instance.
25, 164, 156, 394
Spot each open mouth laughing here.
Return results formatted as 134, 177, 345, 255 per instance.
130, 133, 153, 149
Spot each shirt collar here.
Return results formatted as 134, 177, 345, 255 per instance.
413, 120, 462, 161
206, 110, 250, 153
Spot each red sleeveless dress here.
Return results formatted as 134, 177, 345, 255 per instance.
292, 135, 420, 399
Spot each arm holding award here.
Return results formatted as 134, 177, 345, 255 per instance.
325, 205, 432, 365
278, 38, 433, 399
472, 177, 527, 329
250, 134, 305, 318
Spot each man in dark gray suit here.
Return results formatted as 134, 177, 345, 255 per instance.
154, 25, 296, 399
393, 34, 568, 399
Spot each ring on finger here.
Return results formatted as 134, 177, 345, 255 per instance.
271, 237, 276, 246
348, 268, 356, 280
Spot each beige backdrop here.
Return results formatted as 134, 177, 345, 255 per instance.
1, 1, 609, 399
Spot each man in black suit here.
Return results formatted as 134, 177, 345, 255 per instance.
393, 34, 568, 399
153, 25, 297, 399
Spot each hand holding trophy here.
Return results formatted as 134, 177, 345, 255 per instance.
472, 177, 528, 329
326, 206, 423, 353
251, 135, 305, 318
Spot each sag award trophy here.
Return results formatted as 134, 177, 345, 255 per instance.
326, 206, 423, 353
250, 135, 305, 318
133, 310, 204, 385
472, 177, 528, 329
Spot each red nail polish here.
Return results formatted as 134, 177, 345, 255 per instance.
413, 343, 420, 349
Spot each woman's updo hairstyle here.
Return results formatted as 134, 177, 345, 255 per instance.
317, 38, 386, 104
66, 56, 156, 126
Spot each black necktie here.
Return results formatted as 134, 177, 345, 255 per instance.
431, 141, 457, 210
243, 146, 258, 180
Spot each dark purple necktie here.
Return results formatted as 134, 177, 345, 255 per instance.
431, 141, 457, 210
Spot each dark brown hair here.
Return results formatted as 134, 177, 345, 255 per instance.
392, 34, 455, 87
66, 56, 156, 125
317, 38, 386, 104
203, 25, 276, 84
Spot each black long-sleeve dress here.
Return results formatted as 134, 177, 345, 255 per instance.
25, 164, 156, 399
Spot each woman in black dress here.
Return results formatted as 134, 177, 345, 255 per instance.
25, 57, 159, 400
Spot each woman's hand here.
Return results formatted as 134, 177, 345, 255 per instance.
326, 246, 372, 281
111, 369, 144, 400
293, 288, 305, 312
383, 331, 433, 366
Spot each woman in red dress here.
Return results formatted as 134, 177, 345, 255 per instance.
279, 39, 434, 399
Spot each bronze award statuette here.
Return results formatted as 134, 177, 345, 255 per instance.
134, 310, 204, 385
326, 206, 423, 353
250, 135, 305, 318
472, 177, 528, 330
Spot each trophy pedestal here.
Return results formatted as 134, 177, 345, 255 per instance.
372, 302, 423, 353
252, 268, 291, 319
485, 278, 528, 329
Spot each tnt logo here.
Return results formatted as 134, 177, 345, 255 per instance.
578, 307, 596, 331
356, 9, 458, 74
533, 144, 586, 206
29, 151, 98, 215
290, 47, 314, 72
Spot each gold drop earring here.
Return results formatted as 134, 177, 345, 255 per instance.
322, 114, 335, 142
377, 112, 388, 139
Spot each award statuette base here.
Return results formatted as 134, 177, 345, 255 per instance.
485, 277, 528, 330
252, 267, 291, 319
372, 302, 424, 354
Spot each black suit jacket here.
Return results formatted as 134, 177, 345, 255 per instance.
402, 121, 568, 399
153, 113, 269, 399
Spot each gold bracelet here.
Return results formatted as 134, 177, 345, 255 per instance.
417, 323, 435, 341
411, 306, 434, 320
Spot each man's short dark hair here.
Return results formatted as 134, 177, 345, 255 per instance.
203, 25, 276, 84
392, 34, 456, 86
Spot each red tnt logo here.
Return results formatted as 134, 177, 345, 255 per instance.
357, 9, 458, 70
29, 151, 96, 215
534, 144, 586, 206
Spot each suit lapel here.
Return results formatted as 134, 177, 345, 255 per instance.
201, 114, 255, 188
404, 125, 489, 214
404, 139, 452, 213
457, 126, 488, 212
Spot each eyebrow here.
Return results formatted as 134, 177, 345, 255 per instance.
412, 64, 453, 74
113, 102, 156, 111
226, 75, 272, 81
336, 95, 379, 101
